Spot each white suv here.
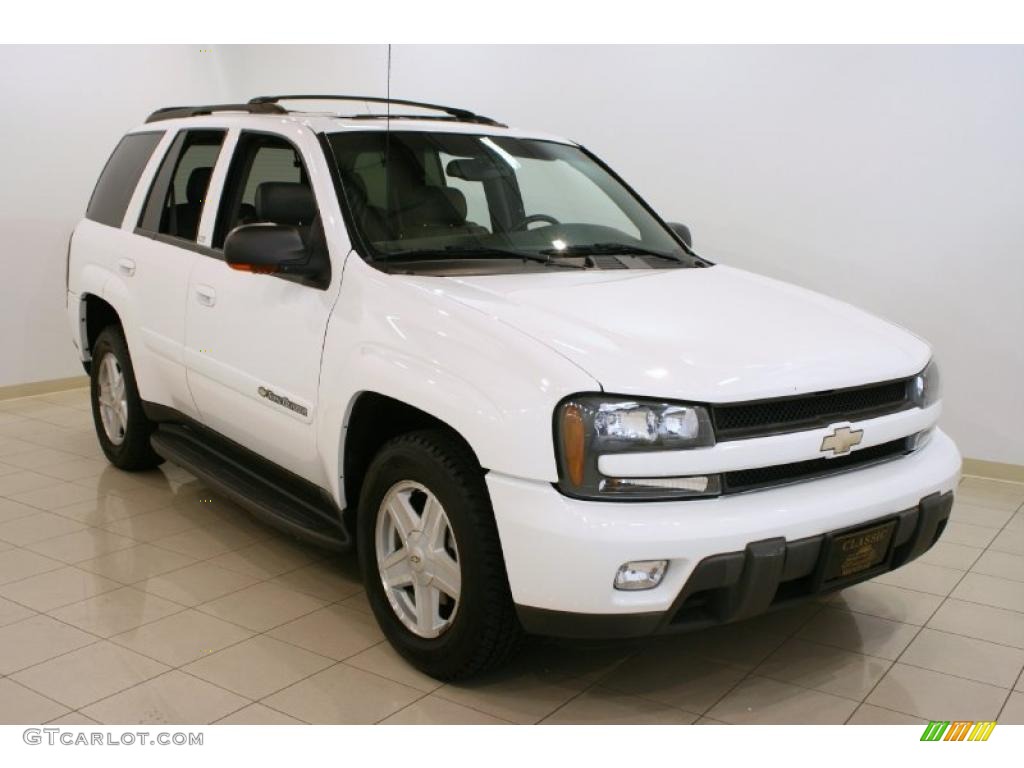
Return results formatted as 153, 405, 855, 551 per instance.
67, 95, 960, 679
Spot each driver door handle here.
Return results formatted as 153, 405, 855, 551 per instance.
195, 284, 217, 307
116, 258, 136, 277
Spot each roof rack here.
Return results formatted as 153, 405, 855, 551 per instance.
146, 102, 287, 123
248, 95, 506, 127
145, 96, 506, 128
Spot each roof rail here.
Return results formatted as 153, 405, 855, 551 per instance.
145, 102, 287, 123
248, 95, 506, 127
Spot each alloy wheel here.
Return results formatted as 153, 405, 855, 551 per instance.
374, 480, 461, 638
97, 352, 128, 446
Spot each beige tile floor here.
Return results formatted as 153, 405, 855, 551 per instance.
1, 388, 1023, 725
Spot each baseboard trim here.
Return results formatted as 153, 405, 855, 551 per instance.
962, 458, 1024, 484
0, 376, 89, 401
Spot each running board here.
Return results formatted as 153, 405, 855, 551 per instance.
150, 423, 351, 551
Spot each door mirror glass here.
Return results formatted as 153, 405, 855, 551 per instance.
224, 224, 313, 276
668, 222, 692, 248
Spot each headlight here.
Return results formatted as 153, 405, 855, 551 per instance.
555, 395, 717, 500
910, 360, 941, 409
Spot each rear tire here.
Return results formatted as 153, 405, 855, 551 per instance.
358, 429, 522, 680
89, 325, 163, 471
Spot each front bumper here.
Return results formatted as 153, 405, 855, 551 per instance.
487, 428, 961, 638
516, 491, 952, 638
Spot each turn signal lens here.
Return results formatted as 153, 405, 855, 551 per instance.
910, 359, 941, 409
561, 403, 586, 487
908, 428, 934, 452
227, 262, 278, 274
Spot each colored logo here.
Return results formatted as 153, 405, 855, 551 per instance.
920, 720, 996, 741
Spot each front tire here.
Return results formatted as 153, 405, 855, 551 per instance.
358, 429, 522, 680
89, 325, 163, 471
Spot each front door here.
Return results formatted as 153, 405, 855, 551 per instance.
183, 129, 342, 484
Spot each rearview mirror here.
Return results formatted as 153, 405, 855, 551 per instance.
668, 222, 692, 248
446, 157, 512, 181
225, 224, 318, 278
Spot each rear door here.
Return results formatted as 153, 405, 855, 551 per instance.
75, 129, 165, 349
183, 128, 342, 484
127, 128, 226, 417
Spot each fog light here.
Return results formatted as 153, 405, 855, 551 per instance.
614, 560, 668, 591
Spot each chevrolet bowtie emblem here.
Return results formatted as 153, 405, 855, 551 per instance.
821, 425, 864, 456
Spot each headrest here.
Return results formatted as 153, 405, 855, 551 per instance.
441, 188, 468, 221
186, 167, 212, 204
255, 182, 316, 226
401, 186, 467, 227
346, 173, 370, 206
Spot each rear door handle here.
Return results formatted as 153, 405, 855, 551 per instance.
116, 258, 136, 277
194, 284, 217, 307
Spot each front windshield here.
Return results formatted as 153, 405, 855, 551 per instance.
326, 130, 698, 268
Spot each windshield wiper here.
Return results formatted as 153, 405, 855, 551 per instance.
384, 246, 584, 268
538, 242, 683, 263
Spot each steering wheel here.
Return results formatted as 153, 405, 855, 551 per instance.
510, 213, 561, 231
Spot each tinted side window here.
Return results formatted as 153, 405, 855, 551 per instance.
212, 133, 311, 248
241, 147, 302, 204
138, 129, 226, 243
86, 132, 164, 228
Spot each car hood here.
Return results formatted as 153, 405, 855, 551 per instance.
413, 264, 930, 403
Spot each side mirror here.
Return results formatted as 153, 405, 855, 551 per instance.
668, 222, 692, 248
224, 223, 318, 278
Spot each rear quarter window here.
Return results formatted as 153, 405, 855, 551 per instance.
86, 131, 164, 228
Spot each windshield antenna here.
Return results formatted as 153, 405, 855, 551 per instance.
384, 44, 392, 235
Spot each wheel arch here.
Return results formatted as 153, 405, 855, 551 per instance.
78, 293, 123, 372
339, 391, 483, 531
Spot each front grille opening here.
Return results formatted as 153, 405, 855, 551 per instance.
712, 379, 912, 441
722, 438, 909, 494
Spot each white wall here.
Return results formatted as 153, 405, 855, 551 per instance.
0, 45, 230, 388
2, 45, 1021, 465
